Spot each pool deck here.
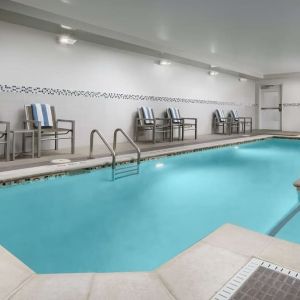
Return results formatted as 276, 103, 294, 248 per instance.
2, 224, 300, 299
1, 131, 300, 184
0, 133, 278, 184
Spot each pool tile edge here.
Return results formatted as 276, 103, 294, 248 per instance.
0, 135, 273, 186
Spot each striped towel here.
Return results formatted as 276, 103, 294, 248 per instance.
232, 110, 239, 121
216, 109, 226, 122
31, 103, 53, 128
169, 108, 181, 124
141, 107, 155, 125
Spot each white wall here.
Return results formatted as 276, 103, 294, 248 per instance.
257, 78, 300, 132
0, 21, 256, 150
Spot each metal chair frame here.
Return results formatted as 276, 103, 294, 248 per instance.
134, 108, 172, 143
229, 111, 253, 134
0, 121, 10, 161
24, 105, 75, 157
212, 111, 239, 135
166, 109, 197, 141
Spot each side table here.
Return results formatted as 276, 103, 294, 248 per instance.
11, 130, 35, 161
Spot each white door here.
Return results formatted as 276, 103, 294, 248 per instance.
260, 85, 282, 130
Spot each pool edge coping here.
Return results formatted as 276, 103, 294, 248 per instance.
4, 224, 300, 299
0, 134, 278, 186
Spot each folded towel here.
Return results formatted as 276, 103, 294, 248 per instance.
141, 107, 155, 125
169, 108, 181, 124
216, 109, 226, 122
232, 109, 239, 121
31, 103, 53, 128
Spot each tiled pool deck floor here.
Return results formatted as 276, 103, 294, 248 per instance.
2, 132, 300, 299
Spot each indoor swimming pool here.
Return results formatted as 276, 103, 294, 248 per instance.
0, 138, 300, 273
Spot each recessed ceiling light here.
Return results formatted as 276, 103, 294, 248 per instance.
158, 59, 171, 66
57, 35, 77, 45
210, 45, 217, 54
60, 24, 73, 30
208, 70, 219, 76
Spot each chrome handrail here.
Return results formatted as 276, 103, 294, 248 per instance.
89, 128, 140, 180
113, 128, 141, 171
89, 130, 116, 179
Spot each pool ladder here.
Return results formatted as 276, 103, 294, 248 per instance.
89, 128, 141, 180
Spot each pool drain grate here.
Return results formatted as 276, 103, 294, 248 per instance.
50, 159, 71, 164
212, 258, 300, 299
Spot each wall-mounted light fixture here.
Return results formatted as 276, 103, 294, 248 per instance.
208, 70, 219, 76
57, 34, 77, 45
158, 59, 171, 66
60, 24, 73, 30
239, 77, 248, 82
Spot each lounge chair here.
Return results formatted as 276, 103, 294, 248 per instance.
135, 106, 172, 143
166, 108, 197, 141
213, 109, 239, 134
229, 110, 252, 134
0, 121, 10, 161
24, 104, 75, 157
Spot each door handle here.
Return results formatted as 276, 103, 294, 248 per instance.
261, 107, 280, 110
261, 104, 282, 111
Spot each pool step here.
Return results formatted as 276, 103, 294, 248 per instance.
112, 128, 141, 181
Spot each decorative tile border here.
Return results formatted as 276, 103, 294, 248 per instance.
0, 84, 256, 107
272, 135, 300, 140
283, 103, 300, 107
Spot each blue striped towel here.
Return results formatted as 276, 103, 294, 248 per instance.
232, 109, 239, 121
168, 108, 181, 123
141, 107, 155, 125
216, 109, 226, 122
31, 103, 53, 128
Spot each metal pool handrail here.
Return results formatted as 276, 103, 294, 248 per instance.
113, 128, 141, 164
89, 129, 116, 169
89, 128, 141, 180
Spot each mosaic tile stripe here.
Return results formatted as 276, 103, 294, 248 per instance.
283, 103, 300, 107
0, 84, 256, 107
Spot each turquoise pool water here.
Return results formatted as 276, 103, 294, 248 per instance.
0, 138, 300, 273
275, 204, 300, 243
